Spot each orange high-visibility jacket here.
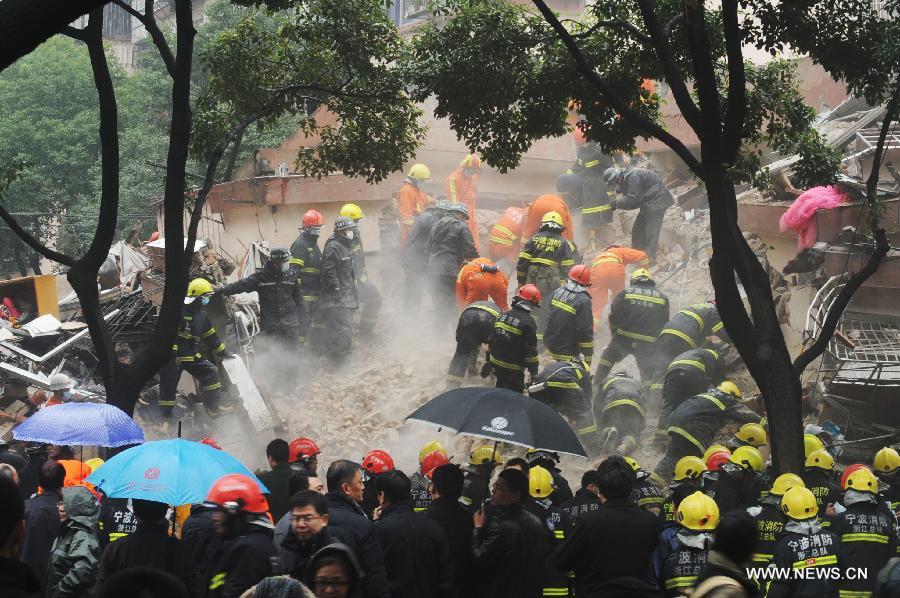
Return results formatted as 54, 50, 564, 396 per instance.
446, 168, 480, 251
590, 247, 649, 327
523, 194, 574, 241
456, 258, 509, 311
398, 181, 431, 244
488, 207, 525, 262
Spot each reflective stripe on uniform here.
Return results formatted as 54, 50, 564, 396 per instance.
592, 256, 623, 266
303, 295, 319, 302
553, 529, 566, 539
697, 393, 725, 410
669, 359, 705, 372
842, 532, 889, 543
495, 322, 522, 335
711, 321, 724, 333
548, 351, 575, 362
473, 304, 501, 318
446, 374, 464, 382
518, 251, 533, 260
201, 327, 218, 338
530, 257, 561, 267
489, 235, 515, 245
668, 426, 705, 452
664, 576, 697, 590
625, 293, 667, 305
547, 381, 581, 390
583, 159, 600, 168
551, 299, 577, 314
752, 553, 773, 563
582, 204, 611, 214
210, 573, 226, 590
637, 496, 663, 507
577, 424, 598, 435
578, 341, 594, 349
289, 257, 303, 266
489, 355, 523, 371
660, 328, 697, 348
679, 309, 705, 329
301, 267, 320, 274
596, 358, 612, 368
615, 328, 656, 343
792, 554, 838, 569
109, 532, 129, 542
543, 589, 569, 597
838, 591, 873, 598
525, 355, 540, 363
602, 377, 619, 392
602, 399, 646, 417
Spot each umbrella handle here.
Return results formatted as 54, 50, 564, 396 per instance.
177, 421, 182, 439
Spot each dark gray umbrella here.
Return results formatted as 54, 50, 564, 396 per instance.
406, 387, 587, 458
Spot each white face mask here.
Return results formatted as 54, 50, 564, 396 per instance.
345, 230, 355, 241
280, 261, 290, 273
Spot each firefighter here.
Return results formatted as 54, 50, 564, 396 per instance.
288, 437, 320, 478
485, 285, 541, 393
319, 217, 359, 363
589, 245, 649, 329
524, 465, 573, 598
654, 381, 764, 480
517, 211, 578, 340
456, 257, 509, 311
624, 456, 666, 515
404, 201, 449, 314
595, 268, 670, 382
708, 445, 765, 514
544, 265, 594, 367
556, 141, 614, 250
205, 474, 278, 598
747, 473, 805, 566
410, 441, 447, 512
726, 422, 768, 452
398, 163, 432, 244
522, 194, 574, 242
656, 347, 726, 441
650, 302, 728, 395
767, 486, 842, 598
161, 278, 229, 416
802, 448, 842, 523
524, 449, 574, 506
659, 456, 706, 526
446, 300, 501, 389
414, 450, 450, 513
835, 466, 898, 596
459, 445, 502, 513
289, 209, 324, 344
339, 203, 382, 338
602, 166, 675, 262
528, 359, 600, 456
874, 446, 900, 515
593, 372, 647, 456
658, 491, 718, 597
487, 206, 525, 274
446, 153, 482, 251
559, 470, 601, 526
360, 449, 394, 518
427, 203, 479, 332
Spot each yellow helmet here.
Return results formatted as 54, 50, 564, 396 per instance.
781, 486, 818, 520
674, 456, 707, 482
735, 423, 766, 447
630, 268, 653, 283
470, 445, 502, 466
84, 458, 105, 473
340, 203, 364, 221
804, 434, 825, 458
408, 163, 431, 180
677, 491, 720, 531
717, 380, 742, 399
419, 441, 447, 464
623, 456, 641, 472
805, 449, 834, 470
770, 473, 805, 497
730, 445, 764, 472
874, 447, 900, 474
703, 444, 731, 462
529, 465, 554, 498
460, 154, 481, 171
540, 210, 565, 228
843, 466, 879, 494
187, 278, 214, 297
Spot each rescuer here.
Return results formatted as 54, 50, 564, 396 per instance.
528, 359, 600, 456
747, 473, 804, 566
446, 300, 501, 389
484, 285, 541, 393
544, 265, 594, 367
602, 166, 675, 262
446, 153, 482, 251
289, 209, 324, 344
319, 218, 359, 363
403, 201, 449, 314
398, 163, 432, 244
456, 257, 509, 311
656, 347, 726, 441
426, 203, 479, 332
588, 245, 648, 329
593, 372, 647, 456
487, 206, 525, 274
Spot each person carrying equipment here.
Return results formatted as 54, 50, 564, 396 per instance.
656, 347, 726, 440
654, 381, 764, 480
522, 194, 574, 242
318, 218, 359, 363
459, 445, 502, 513
485, 285, 540, 393
595, 268, 669, 382
289, 209, 324, 343
446, 154, 482, 251
528, 360, 600, 456
593, 372, 647, 456
446, 300, 501, 389
659, 456, 706, 525
487, 206, 525, 273
456, 257, 509, 311
524, 465, 574, 598
589, 245, 649, 329
650, 302, 728, 394
524, 449, 574, 506
544, 265, 594, 366
339, 203, 382, 338
161, 278, 230, 417
403, 201, 449, 314
427, 203, 479, 332
747, 473, 805, 566
602, 167, 675, 262
517, 210, 578, 340
657, 491, 718, 597
398, 163, 432, 244
557, 141, 615, 250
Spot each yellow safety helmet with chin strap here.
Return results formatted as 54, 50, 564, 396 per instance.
470, 445, 502, 466
703, 445, 731, 463
874, 447, 900, 474
843, 466, 879, 494
419, 441, 447, 464
781, 486, 818, 520
770, 473, 805, 497
717, 380, 742, 399
187, 278, 214, 297
804, 434, 825, 458
729, 445, 764, 472
735, 422, 766, 447
805, 449, 834, 471
623, 456, 641, 472
540, 210, 564, 227
674, 456, 707, 482
340, 203, 364, 221
408, 163, 431, 181
529, 465, 554, 498
630, 268, 653, 283
677, 491, 720, 531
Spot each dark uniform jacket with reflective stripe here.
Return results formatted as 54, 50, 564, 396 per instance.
174, 304, 225, 362
488, 304, 539, 374
660, 539, 709, 597
608, 282, 670, 342
595, 376, 646, 420
426, 216, 479, 278
660, 303, 728, 348
630, 474, 665, 511
833, 496, 898, 595
545, 286, 594, 361
320, 236, 359, 310
767, 522, 841, 598
403, 209, 439, 271
749, 502, 787, 565
524, 497, 573, 597
289, 232, 323, 300
532, 360, 591, 403
516, 230, 577, 284
458, 301, 501, 345
559, 489, 601, 530
666, 348, 724, 381
572, 142, 612, 175
667, 389, 763, 451
801, 468, 842, 517
220, 267, 307, 332
615, 168, 675, 213
350, 230, 369, 282
207, 525, 278, 598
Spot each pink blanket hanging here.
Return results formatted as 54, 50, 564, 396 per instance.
779, 185, 849, 249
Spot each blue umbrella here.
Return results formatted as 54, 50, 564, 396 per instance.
13, 402, 144, 448
86, 439, 268, 505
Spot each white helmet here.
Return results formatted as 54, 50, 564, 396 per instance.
48, 373, 73, 392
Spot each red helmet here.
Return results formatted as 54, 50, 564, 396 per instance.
516, 284, 542, 306
568, 264, 592, 286
362, 449, 395, 475
840, 463, 870, 491
302, 209, 324, 228
199, 437, 222, 450
205, 474, 269, 514
289, 437, 321, 463
421, 450, 450, 478
706, 451, 731, 472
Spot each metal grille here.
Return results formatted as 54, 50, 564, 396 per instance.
835, 319, 900, 363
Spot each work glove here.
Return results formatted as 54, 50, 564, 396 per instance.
480, 361, 492, 379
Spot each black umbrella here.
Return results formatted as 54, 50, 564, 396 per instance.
406, 387, 587, 458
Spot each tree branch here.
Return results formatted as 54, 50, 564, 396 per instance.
112, 0, 175, 77
62, 26, 89, 42
530, 0, 703, 176
568, 18, 651, 44
720, 0, 747, 163
0, 204, 74, 265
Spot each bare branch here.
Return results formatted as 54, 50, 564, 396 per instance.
568, 19, 651, 44
720, 0, 747, 162
112, 0, 175, 77
0, 204, 74, 265
62, 26, 88, 42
